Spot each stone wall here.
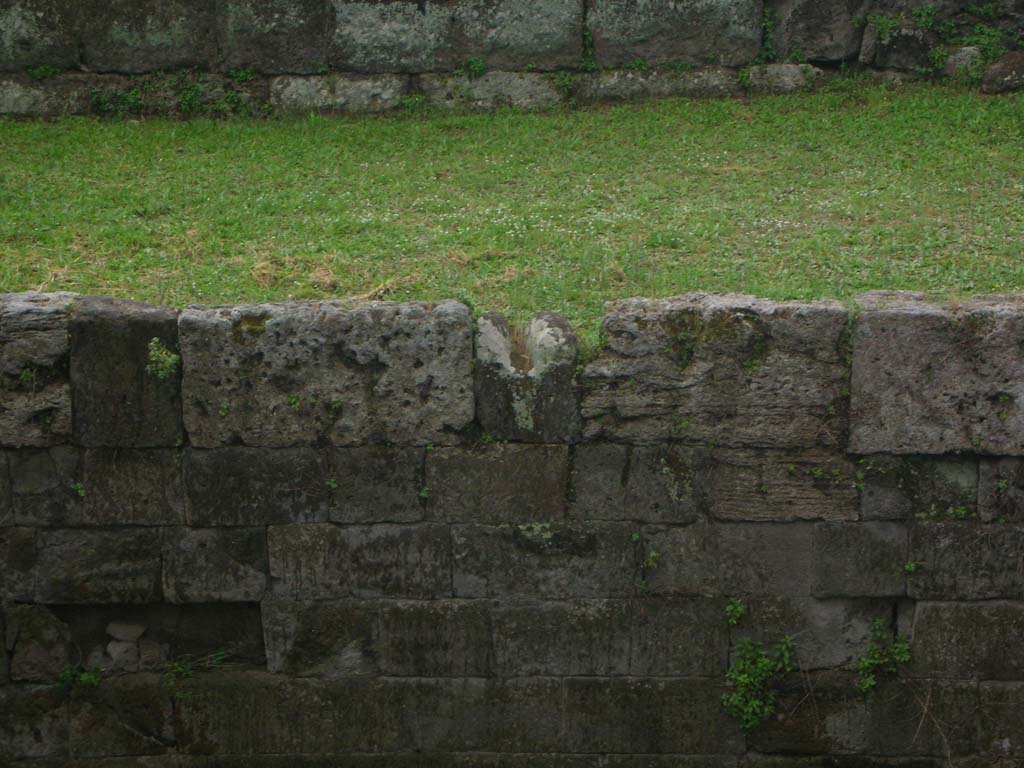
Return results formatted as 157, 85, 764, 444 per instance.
1, 0, 1022, 115
3, 290, 1024, 764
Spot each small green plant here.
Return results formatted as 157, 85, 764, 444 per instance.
70, 482, 85, 498
912, 6, 938, 31
419, 486, 431, 499
18, 366, 37, 389
145, 338, 180, 381
549, 71, 577, 99
997, 479, 1010, 492
399, 94, 425, 112
970, 3, 998, 20
91, 87, 144, 118
627, 58, 651, 71
325, 479, 338, 491
580, 29, 599, 71
227, 67, 256, 82
218, 401, 231, 418
28, 65, 61, 80
463, 56, 487, 80
902, 561, 921, 574
162, 651, 227, 700
753, 8, 778, 65
868, 14, 901, 44
59, 664, 100, 690
725, 597, 746, 626
855, 619, 912, 694
288, 394, 303, 411
738, 67, 753, 89
722, 635, 795, 731
788, 48, 807, 64
963, 23, 1007, 64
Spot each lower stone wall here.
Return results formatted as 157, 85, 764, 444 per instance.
2, 291, 1024, 764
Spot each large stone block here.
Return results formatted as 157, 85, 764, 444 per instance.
0, 292, 73, 447
69, 297, 182, 446
329, 0, 451, 73
0, 74, 91, 116
5, 604, 69, 682
813, 522, 908, 597
979, 682, 1024, 757
77, 0, 217, 74
9, 446, 80, 526
268, 523, 452, 599
261, 599, 378, 677
574, 67, 740, 102
425, 444, 569, 523
909, 523, 1024, 600
0, 450, 9, 524
0, 0, 78, 72
451, 522, 634, 598
979, 457, 1024, 522
219, 0, 333, 74
773, 0, 871, 62
379, 600, 494, 677
582, 294, 849, 448
185, 448, 330, 526
0, 526, 36, 600
35, 528, 163, 603
163, 527, 268, 603
179, 300, 473, 448
861, 679, 980, 758
474, 312, 580, 442
81, 449, 185, 526
850, 293, 1024, 455
270, 74, 409, 113
328, 446, 423, 523
586, 0, 763, 68
858, 455, 978, 521
0, 684, 67, 759
68, 673, 173, 758
911, 601, 1024, 680
628, 598, 728, 676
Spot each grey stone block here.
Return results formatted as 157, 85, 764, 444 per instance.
571, 442, 629, 517
268, 523, 452, 599
574, 66, 741, 102
628, 598, 728, 676
862, 679, 980, 757
35, 528, 163, 603
747, 62, 823, 93
0, 0, 78, 72
379, 600, 494, 677
425, 444, 569, 523
219, 0, 333, 74
179, 300, 473, 448
586, 0, 763, 67
5, 604, 69, 682
185, 448, 330, 526
262, 599, 380, 678
68, 673, 173, 758
9, 446, 80, 526
419, 71, 565, 111
451, 521, 634, 598
623, 445, 711, 523
813, 522, 908, 597
858, 454, 978, 521
78, 0, 217, 73
773, 0, 871, 62
979, 457, 1024, 522
163, 527, 268, 603
0, 684, 67, 760
979, 682, 1024, 757
270, 74, 408, 112
328, 447, 423, 524
0, 74, 92, 116
0, 526, 35, 601
0, 292, 73, 447
850, 293, 1024, 455
0, 451, 9, 525
81, 449, 185, 526
582, 294, 849, 448
329, 0, 452, 73
911, 601, 1024, 680
908, 523, 1024, 600
982, 51, 1024, 95
69, 296, 182, 446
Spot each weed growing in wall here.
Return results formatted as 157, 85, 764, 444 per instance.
59, 664, 100, 691
855, 619, 912, 694
146, 338, 180, 381
725, 597, 746, 626
722, 635, 796, 731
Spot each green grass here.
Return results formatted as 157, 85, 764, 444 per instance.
1, 81, 1022, 341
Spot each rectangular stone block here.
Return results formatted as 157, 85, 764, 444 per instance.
0, 450, 9, 525
0, 292, 73, 447
268, 523, 451, 599
813, 522, 908, 597
582, 294, 849, 449
69, 296, 182, 446
261, 599, 379, 677
587, 0, 763, 68
858, 455, 978, 521
179, 300, 473, 448
562, 677, 743, 754
219, 0, 333, 74
863, 679, 980, 758
0, 526, 36, 601
35, 528, 163, 603
328, 446, 423, 523
162, 527, 268, 603
0, 684, 67, 760
270, 73, 410, 113
379, 600, 494, 677
980, 457, 1024, 522
9, 446, 82, 527
6, 604, 69, 682
850, 293, 1024, 455
628, 598, 728, 676
979, 682, 1024, 757
709, 449, 858, 522
425, 444, 569, 523
0, 0, 78, 72
185, 448, 330, 526
66, 448, 185, 527
451, 522, 634, 598
909, 523, 1024, 600
911, 601, 1024, 680
69, 673, 173, 758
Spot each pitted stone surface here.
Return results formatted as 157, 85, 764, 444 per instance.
850, 293, 1024, 455
163, 527, 268, 603
0, 0, 78, 71
420, 71, 565, 111
179, 300, 473, 448
220, 0, 333, 74
773, 0, 870, 62
582, 293, 849, 448
270, 74, 409, 112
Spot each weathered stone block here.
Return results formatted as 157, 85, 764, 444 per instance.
0, 450, 9, 525
813, 522, 908, 597
420, 71, 567, 110
979, 682, 1024, 757
425, 444, 568, 523
9, 446, 80, 526
69, 296, 182, 446
0, 684, 67, 759
979, 457, 1024, 522
571, 442, 628, 517
219, 0, 333, 74
747, 62, 823, 93
268, 523, 451, 599
624, 445, 710, 523
78, 0, 217, 74
185, 448, 330, 526
0, 525, 36, 600
582, 294, 849, 448
179, 300, 473, 448
709, 449, 858, 522
863, 679, 980, 758
0, 0, 78, 72
586, 0, 763, 67
379, 600, 494, 676
0, 292, 73, 447
858, 455, 977, 521
451, 522, 634, 598
328, 447, 423, 523
982, 51, 1024, 94
329, 0, 451, 73
261, 599, 378, 677
562, 677, 743, 754
69, 673, 173, 758
35, 528, 163, 603
474, 312, 580, 441
270, 74, 408, 112
82, 449, 185, 526
6, 604, 69, 682
0, 74, 91, 116
575, 67, 740, 102
629, 598, 727, 676
850, 293, 1024, 455
773, 0, 870, 62
163, 527, 267, 603
909, 523, 1024, 600
911, 601, 1024, 680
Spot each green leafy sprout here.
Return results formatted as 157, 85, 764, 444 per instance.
145, 338, 180, 381
722, 635, 796, 731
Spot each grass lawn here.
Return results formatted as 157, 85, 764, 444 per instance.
1, 80, 1022, 341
